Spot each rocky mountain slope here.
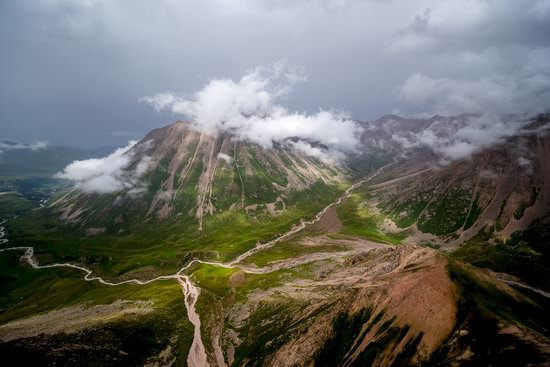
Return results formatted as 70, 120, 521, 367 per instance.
208, 245, 550, 366
52, 121, 346, 231
366, 114, 550, 244
373, 116, 550, 245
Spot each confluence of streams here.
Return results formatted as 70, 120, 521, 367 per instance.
0, 162, 394, 367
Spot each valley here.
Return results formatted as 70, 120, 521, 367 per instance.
1, 115, 549, 366
0, 158, 394, 366
3, 1, 550, 365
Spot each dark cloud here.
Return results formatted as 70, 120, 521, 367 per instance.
0, 0, 548, 147
390, 0, 550, 116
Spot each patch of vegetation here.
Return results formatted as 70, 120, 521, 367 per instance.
513, 187, 539, 220
191, 264, 237, 297
235, 263, 318, 303
241, 240, 347, 267
211, 165, 241, 211
0, 192, 33, 217
417, 187, 471, 235
452, 225, 550, 291
0, 249, 192, 366
383, 196, 430, 228
336, 193, 406, 245
232, 301, 299, 366
463, 193, 481, 230
229, 280, 336, 365
240, 146, 285, 205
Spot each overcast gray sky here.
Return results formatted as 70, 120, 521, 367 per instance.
1, 0, 549, 147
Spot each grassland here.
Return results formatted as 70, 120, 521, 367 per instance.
4, 178, 344, 281
0, 192, 33, 217
0, 249, 192, 366
452, 226, 550, 291
240, 240, 347, 267
336, 190, 406, 245
190, 264, 238, 297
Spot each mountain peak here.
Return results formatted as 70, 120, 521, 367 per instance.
53, 121, 346, 231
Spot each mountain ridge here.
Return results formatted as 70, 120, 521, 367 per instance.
52, 120, 347, 231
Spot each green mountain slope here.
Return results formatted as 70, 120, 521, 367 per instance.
52, 121, 346, 230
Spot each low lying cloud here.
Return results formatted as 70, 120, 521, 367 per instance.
479, 169, 498, 180
288, 140, 345, 164
391, 114, 533, 164
56, 141, 151, 194
217, 153, 233, 164
517, 156, 533, 174
0, 140, 48, 153
142, 62, 361, 162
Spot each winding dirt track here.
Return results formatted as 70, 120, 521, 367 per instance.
229, 160, 397, 265
0, 160, 396, 366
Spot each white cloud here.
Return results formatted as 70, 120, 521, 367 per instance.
0, 140, 48, 153
217, 153, 233, 164
517, 156, 533, 174
55, 141, 151, 194
141, 62, 361, 160
156, 190, 173, 200
288, 140, 345, 164
391, 114, 533, 164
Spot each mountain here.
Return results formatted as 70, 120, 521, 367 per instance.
370, 114, 550, 241
359, 114, 550, 290
214, 245, 550, 366
51, 121, 346, 232
1, 115, 550, 366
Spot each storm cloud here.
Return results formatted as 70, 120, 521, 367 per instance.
0, 0, 549, 148
392, 0, 550, 116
